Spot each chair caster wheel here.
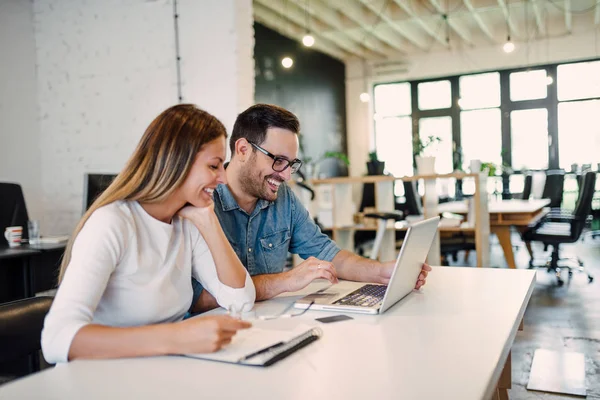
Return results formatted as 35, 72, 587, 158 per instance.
557, 279, 564, 287
568, 271, 573, 277
589, 276, 594, 283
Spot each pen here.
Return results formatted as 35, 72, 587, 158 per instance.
239, 341, 285, 362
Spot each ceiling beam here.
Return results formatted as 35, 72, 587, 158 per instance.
427, 0, 474, 45
285, 0, 402, 57
390, 0, 448, 46
253, 5, 350, 60
462, 0, 495, 42
327, 0, 426, 52
254, 0, 385, 59
564, 0, 572, 32
530, 0, 546, 35
496, 0, 520, 37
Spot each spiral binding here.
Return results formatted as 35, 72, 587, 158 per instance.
241, 327, 323, 367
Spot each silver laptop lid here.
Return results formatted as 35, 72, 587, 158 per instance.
379, 216, 439, 314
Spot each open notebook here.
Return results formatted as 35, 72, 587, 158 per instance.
185, 324, 322, 367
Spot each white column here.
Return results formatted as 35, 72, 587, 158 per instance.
0, 0, 42, 220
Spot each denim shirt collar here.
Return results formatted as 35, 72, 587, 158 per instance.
216, 184, 272, 216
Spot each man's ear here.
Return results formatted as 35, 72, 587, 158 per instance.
235, 138, 251, 161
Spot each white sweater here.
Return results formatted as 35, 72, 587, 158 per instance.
41, 201, 255, 364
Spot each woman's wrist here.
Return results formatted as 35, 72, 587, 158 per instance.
192, 209, 219, 233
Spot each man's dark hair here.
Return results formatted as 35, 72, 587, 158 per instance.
230, 104, 300, 155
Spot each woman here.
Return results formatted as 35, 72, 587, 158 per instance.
42, 104, 255, 364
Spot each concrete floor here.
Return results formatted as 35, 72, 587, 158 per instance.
452, 231, 600, 399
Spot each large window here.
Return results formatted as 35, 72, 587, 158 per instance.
510, 70, 548, 101
373, 83, 413, 181
557, 60, 600, 101
373, 58, 600, 200
418, 80, 451, 110
459, 72, 500, 110
511, 109, 549, 170
558, 99, 600, 169
461, 109, 502, 168
374, 83, 411, 116
375, 117, 413, 178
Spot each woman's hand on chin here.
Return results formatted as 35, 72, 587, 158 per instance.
178, 202, 217, 231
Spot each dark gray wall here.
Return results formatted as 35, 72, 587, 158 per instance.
254, 23, 348, 177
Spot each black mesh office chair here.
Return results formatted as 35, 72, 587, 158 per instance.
0, 296, 53, 379
523, 171, 596, 286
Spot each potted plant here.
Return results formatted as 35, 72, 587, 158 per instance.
366, 151, 385, 175
413, 135, 442, 174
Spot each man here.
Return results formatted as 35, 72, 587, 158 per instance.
191, 104, 431, 312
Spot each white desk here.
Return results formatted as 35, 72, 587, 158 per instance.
0, 267, 535, 400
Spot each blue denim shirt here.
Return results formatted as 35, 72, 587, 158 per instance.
191, 183, 341, 307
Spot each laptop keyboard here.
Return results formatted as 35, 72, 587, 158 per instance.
334, 284, 387, 307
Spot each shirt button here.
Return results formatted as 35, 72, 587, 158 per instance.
248, 248, 252, 252
269, 243, 273, 248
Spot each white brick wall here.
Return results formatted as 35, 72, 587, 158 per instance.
177, 0, 254, 151
0, 0, 42, 220
27, 0, 254, 234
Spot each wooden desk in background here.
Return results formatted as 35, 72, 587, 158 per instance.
439, 199, 551, 269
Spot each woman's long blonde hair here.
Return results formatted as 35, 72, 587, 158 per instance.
58, 104, 227, 283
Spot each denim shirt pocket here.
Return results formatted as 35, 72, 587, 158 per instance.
259, 229, 291, 274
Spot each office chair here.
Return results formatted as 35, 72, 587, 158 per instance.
523, 171, 596, 286
401, 181, 475, 265
0, 296, 53, 379
541, 169, 565, 208
355, 182, 404, 260
0, 183, 30, 243
521, 174, 532, 200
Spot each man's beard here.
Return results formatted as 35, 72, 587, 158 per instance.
238, 158, 281, 202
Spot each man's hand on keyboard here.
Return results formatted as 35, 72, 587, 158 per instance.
283, 257, 339, 292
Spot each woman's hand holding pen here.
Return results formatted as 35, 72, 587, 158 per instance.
171, 315, 251, 354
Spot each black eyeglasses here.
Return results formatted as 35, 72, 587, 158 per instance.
249, 142, 303, 174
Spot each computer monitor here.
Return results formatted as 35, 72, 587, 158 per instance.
83, 173, 117, 212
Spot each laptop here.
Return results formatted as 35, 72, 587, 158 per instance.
294, 216, 440, 315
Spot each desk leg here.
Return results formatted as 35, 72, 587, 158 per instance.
22, 257, 34, 298
492, 351, 511, 400
492, 226, 517, 269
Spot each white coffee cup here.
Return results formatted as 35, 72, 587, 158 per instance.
4, 226, 23, 248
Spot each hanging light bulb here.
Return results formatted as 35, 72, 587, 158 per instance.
302, 34, 315, 47
503, 36, 515, 53
281, 57, 293, 68
546, 75, 554, 85
360, 92, 370, 103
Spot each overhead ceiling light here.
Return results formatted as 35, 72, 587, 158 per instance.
281, 57, 293, 68
503, 35, 514, 53
302, 34, 315, 47
360, 92, 370, 103
546, 75, 554, 85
